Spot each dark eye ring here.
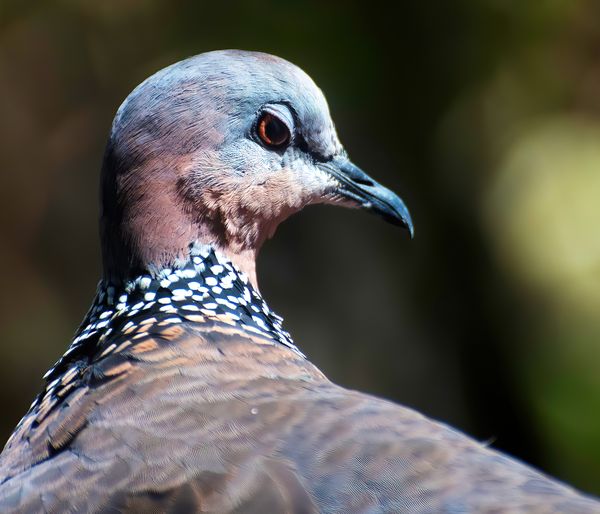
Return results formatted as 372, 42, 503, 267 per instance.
256, 112, 291, 149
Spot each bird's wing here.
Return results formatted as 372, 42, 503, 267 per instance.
0, 323, 598, 513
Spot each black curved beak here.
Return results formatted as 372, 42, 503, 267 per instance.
320, 157, 414, 237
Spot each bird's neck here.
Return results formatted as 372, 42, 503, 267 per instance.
211, 245, 259, 290
100, 156, 266, 291
43, 245, 301, 383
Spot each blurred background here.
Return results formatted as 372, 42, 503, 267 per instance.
1, 0, 599, 495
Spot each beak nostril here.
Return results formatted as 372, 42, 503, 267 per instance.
338, 160, 376, 187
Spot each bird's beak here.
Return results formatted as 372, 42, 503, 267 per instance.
320, 157, 414, 237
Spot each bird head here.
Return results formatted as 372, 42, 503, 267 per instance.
100, 50, 412, 286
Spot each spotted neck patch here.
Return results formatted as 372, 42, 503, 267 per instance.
39, 245, 300, 390
4, 245, 301, 452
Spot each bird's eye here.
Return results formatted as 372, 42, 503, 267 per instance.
256, 112, 291, 149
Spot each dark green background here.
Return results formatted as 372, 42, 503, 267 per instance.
1, 0, 599, 495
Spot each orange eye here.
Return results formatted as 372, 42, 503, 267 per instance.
257, 112, 291, 148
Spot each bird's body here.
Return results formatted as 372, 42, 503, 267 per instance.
0, 50, 598, 513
